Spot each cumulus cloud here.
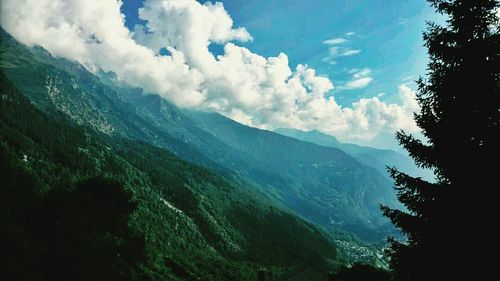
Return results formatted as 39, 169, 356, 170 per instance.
323, 85, 420, 141
0, 0, 420, 142
1, 0, 206, 107
399, 84, 420, 114
134, 0, 252, 73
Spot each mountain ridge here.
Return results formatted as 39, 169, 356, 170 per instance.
274, 128, 434, 181
0, 68, 348, 280
1, 27, 397, 241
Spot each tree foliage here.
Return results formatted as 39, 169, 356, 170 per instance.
382, 0, 499, 280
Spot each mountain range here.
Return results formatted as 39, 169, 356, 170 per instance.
0, 27, 403, 279
274, 128, 433, 182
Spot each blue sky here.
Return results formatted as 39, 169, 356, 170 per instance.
121, 0, 436, 107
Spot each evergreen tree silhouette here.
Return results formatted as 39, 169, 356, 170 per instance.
381, 1, 499, 280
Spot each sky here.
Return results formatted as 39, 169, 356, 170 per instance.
0, 0, 441, 148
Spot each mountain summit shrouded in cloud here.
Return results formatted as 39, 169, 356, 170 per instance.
0, 0, 420, 143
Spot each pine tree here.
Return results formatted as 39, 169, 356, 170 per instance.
381, 1, 499, 280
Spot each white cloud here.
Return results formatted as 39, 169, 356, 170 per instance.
0, 0, 207, 107
134, 0, 252, 73
322, 37, 361, 64
350, 68, 372, 78
0, 0, 420, 143
340, 68, 373, 90
345, 77, 373, 89
399, 84, 420, 114
321, 57, 337, 65
324, 85, 420, 141
345, 31, 356, 36
340, 49, 362, 56
328, 47, 361, 57
322, 37, 348, 45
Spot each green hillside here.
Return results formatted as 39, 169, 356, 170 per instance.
0, 69, 339, 279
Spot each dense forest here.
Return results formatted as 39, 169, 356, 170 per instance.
0, 71, 340, 280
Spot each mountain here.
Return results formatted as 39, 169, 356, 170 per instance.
110, 91, 398, 240
274, 128, 434, 181
0, 27, 396, 241
0, 27, 393, 280
0, 68, 342, 280
186, 111, 399, 239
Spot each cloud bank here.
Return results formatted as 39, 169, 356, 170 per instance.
0, 0, 420, 143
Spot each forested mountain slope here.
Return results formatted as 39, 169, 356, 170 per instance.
0, 70, 340, 280
274, 128, 433, 181
1, 27, 397, 241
